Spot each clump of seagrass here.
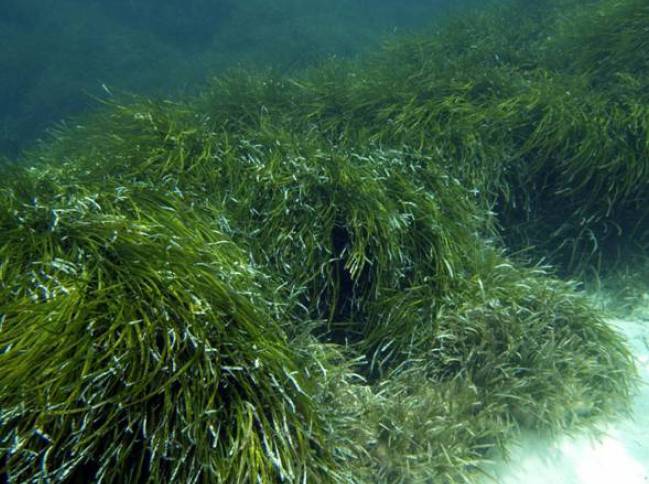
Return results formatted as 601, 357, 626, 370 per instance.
215, 135, 487, 345
327, 248, 636, 482
0, 168, 339, 482
203, 120, 636, 481
8, 85, 637, 482
1, 1, 644, 481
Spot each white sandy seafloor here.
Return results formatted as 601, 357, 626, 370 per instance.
481, 308, 649, 483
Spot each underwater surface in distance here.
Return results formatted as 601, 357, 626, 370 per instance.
0, 0, 453, 158
1, 0, 648, 482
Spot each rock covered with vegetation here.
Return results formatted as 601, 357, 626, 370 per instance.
0, 0, 645, 481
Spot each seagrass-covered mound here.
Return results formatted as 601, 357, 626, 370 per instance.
196, 0, 649, 276
1, 109, 636, 482
1, 0, 645, 482
0, 172, 343, 482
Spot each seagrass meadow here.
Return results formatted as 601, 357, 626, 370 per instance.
0, 0, 646, 481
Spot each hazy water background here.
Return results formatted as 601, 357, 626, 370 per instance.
0, 0, 460, 158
